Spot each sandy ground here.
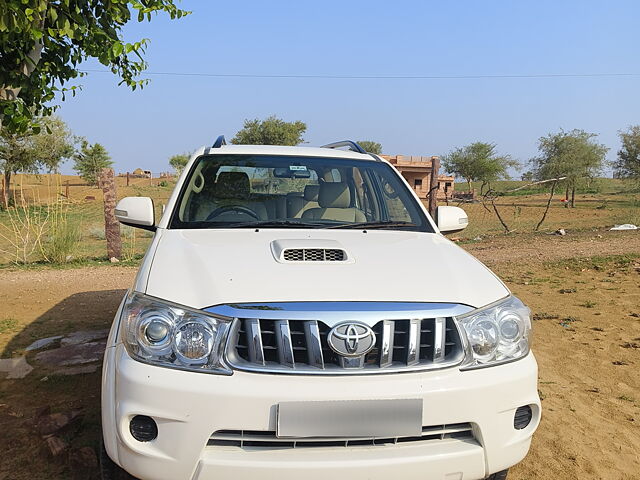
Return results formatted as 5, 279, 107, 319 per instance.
0, 230, 639, 479
464, 229, 640, 265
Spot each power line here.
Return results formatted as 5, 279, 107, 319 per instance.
79, 69, 640, 80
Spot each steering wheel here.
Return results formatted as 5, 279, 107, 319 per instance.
206, 205, 260, 221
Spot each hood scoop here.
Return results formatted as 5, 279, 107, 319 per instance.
271, 239, 351, 264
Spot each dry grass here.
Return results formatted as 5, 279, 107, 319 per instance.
0, 174, 173, 265
427, 192, 640, 238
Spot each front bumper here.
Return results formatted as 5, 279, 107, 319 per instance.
102, 345, 540, 480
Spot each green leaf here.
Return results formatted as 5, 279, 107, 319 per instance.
112, 42, 124, 57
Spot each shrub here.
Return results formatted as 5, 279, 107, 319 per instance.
88, 225, 106, 240
43, 219, 81, 263
0, 200, 49, 264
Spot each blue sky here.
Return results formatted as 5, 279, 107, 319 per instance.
56, 0, 640, 175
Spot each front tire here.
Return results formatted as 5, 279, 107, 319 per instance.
99, 440, 137, 480
486, 470, 509, 480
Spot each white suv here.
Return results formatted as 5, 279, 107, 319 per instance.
101, 139, 540, 480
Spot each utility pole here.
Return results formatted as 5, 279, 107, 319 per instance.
428, 156, 440, 219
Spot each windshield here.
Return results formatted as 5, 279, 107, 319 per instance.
169, 154, 432, 232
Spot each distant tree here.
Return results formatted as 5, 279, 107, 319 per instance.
0, 116, 74, 207
530, 129, 608, 207
521, 171, 535, 181
0, 1, 189, 133
357, 140, 382, 154
169, 153, 190, 174
73, 141, 113, 186
442, 142, 517, 194
231, 116, 306, 146
614, 125, 640, 179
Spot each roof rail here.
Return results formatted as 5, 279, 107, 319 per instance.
322, 140, 367, 154
212, 135, 227, 148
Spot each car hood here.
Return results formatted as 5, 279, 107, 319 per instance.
143, 229, 510, 310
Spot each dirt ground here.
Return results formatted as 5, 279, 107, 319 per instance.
0, 230, 639, 479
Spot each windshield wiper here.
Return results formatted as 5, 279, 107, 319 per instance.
220, 220, 328, 229
326, 221, 418, 230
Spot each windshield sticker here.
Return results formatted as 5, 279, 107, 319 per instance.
289, 165, 308, 171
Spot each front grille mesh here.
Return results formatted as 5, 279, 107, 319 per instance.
208, 423, 474, 449
283, 248, 345, 262
230, 317, 462, 374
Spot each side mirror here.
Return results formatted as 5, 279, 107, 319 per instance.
115, 197, 156, 231
436, 206, 468, 233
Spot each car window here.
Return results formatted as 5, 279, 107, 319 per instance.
170, 154, 432, 232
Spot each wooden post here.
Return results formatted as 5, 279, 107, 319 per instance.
64, 180, 69, 198
98, 168, 122, 260
0, 173, 6, 208
126, 172, 130, 186
150, 172, 153, 187
428, 156, 440, 219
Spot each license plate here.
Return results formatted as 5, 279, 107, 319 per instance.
277, 399, 423, 438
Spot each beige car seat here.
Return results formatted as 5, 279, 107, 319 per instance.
302, 182, 366, 222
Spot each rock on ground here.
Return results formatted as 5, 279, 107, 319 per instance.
60, 330, 109, 347
44, 436, 68, 456
0, 356, 34, 379
35, 341, 106, 367
24, 336, 63, 352
35, 410, 82, 436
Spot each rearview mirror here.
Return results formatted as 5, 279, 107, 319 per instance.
436, 206, 468, 233
115, 197, 156, 231
273, 166, 311, 178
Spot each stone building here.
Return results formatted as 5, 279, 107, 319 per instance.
381, 155, 454, 200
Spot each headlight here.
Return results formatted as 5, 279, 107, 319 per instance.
120, 292, 232, 374
456, 295, 531, 369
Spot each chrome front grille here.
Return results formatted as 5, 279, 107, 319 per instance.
208, 423, 475, 449
282, 248, 345, 262
226, 314, 465, 374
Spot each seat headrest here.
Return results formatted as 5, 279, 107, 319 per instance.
304, 184, 320, 201
319, 182, 350, 208
215, 172, 250, 199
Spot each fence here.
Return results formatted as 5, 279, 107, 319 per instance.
427, 190, 640, 238
2, 173, 175, 206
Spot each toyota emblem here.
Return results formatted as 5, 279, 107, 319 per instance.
328, 322, 376, 357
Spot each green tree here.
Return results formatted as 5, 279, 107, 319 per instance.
357, 140, 382, 154
530, 129, 608, 207
442, 142, 517, 194
0, 1, 189, 133
73, 141, 113, 186
231, 116, 306, 146
169, 153, 190, 174
0, 115, 74, 207
614, 125, 640, 179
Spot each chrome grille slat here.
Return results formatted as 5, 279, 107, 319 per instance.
245, 319, 265, 365
407, 319, 421, 366
303, 320, 324, 368
208, 423, 475, 449
274, 320, 295, 367
433, 317, 446, 362
379, 320, 395, 368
